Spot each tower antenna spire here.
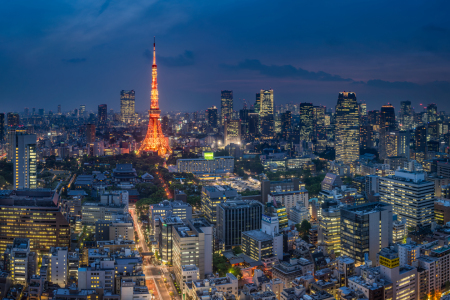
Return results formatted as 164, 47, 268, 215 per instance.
153, 36, 156, 65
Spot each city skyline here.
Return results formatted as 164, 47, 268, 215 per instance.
2, 1, 450, 112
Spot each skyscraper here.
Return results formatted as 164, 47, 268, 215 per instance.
13, 133, 37, 189
247, 112, 259, 138
220, 90, 233, 125
299, 103, 313, 142
400, 101, 413, 128
359, 125, 373, 149
281, 111, 292, 140
427, 103, 437, 123
7, 113, 20, 127
79, 105, 86, 117
57, 104, 61, 115
379, 104, 396, 159
207, 106, 218, 133
86, 124, 96, 144
98, 104, 107, 129
415, 125, 427, 153
313, 105, 326, 140
139, 39, 172, 156
258, 89, 274, 139
120, 90, 136, 124
335, 92, 360, 164
380, 170, 434, 228
224, 119, 241, 146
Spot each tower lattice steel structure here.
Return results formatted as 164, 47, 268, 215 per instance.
139, 39, 172, 156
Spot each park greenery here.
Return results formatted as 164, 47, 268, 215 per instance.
296, 220, 312, 241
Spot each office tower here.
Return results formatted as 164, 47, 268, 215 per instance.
160, 115, 170, 135
173, 218, 213, 285
340, 202, 393, 265
335, 92, 360, 164
159, 216, 184, 264
427, 103, 437, 123
380, 170, 434, 228
383, 130, 410, 159
79, 104, 86, 117
313, 105, 326, 140
7, 113, 20, 127
31, 108, 35, 115
359, 102, 367, 116
139, 40, 172, 156
0, 190, 70, 259
0, 113, 4, 142
49, 247, 68, 287
415, 125, 427, 161
220, 90, 233, 125
6, 238, 33, 285
265, 201, 288, 230
224, 119, 241, 146
281, 111, 292, 140
13, 134, 37, 189
379, 104, 397, 159
216, 200, 263, 250
120, 90, 136, 124
97, 104, 107, 130
206, 106, 218, 132
86, 124, 95, 144
201, 186, 238, 224
258, 89, 274, 138
299, 103, 313, 142
57, 104, 61, 115
367, 110, 379, 126
318, 204, 341, 255
427, 121, 440, 141
260, 178, 302, 204
380, 104, 396, 131
400, 101, 412, 128
268, 189, 308, 218
254, 93, 261, 114
248, 112, 259, 138
7, 127, 27, 162
23, 107, 29, 116
359, 125, 373, 149
38, 108, 44, 116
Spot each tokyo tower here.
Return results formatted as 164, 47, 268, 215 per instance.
139, 38, 172, 156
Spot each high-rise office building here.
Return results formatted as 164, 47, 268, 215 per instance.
220, 90, 233, 125
299, 103, 313, 142
359, 125, 373, 149
0, 190, 70, 259
173, 218, 213, 286
86, 124, 96, 144
379, 104, 396, 160
400, 101, 413, 129
23, 107, 29, 116
318, 204, 341, 255
13, 134, 37, 189
313, 105, 326, 140
359, 102, 367, 116
79, 105, 86, 117
120, 90, 136, 124
7, 113, 20, 127
335, 92, 360, 164
49, 247, 68, 287
216, 200, 263, 250
281, 111, 292, 140
427, 103, 437, 123
57, 104, 61, 115
380, 170, 434, 228
206, 106, 218, 133
341, 202, 393, 265
159, 216, 184, 264
97, 104, 107, 129
415, 125, 427, 153
247, 112, 259, 138
6, 238, 33, 285
224, 119, 241, 146
258, 89, 274, 138
201, 185, 238, 224
0, 113, 4, 142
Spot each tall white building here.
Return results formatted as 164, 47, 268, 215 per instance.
380, 170, 434, 228
49, 247, 68, 287
13, 133, 37, 189
268, 189, 308, 218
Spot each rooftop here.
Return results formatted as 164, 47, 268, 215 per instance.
242, 230, 273, 242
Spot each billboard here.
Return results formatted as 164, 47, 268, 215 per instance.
262, 214, 272, 223
203, 152, 214, 160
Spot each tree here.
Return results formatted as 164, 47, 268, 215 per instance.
213, 253, 231, 277
229, 266, 242, 279
232, 246, 243, 255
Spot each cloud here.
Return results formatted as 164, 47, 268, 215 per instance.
145, 50, 195, 67
62, 58, 87, 63
223, 59, 353, 82
366, 79, 418, 89
98, 0, 113, 15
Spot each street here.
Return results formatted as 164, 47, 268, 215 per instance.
130, 206, 179, 300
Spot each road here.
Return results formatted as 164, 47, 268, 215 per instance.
130, 206, 179, 300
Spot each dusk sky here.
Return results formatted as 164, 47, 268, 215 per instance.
1, 0, 450, 113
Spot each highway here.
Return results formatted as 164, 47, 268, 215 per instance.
130, 206, 178, 300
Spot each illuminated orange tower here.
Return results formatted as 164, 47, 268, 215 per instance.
139, 38, 172, 156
